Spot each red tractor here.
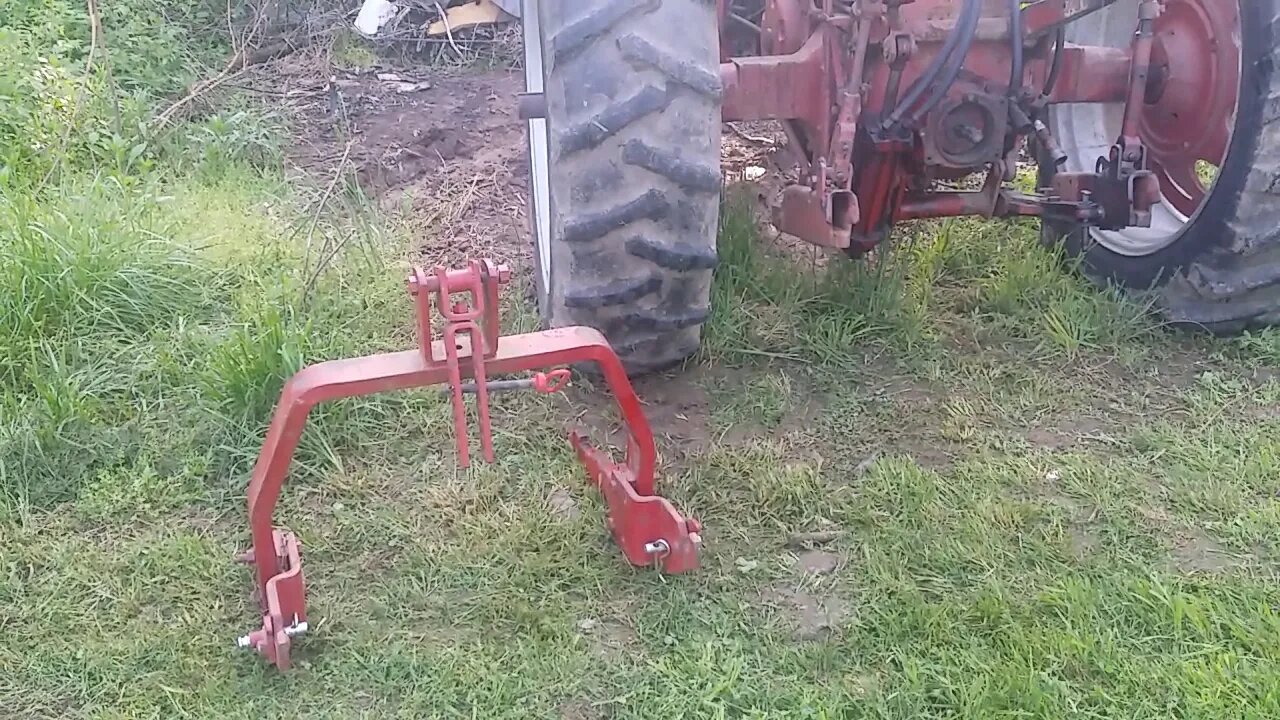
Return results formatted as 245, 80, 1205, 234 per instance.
519, 0, 1275, 371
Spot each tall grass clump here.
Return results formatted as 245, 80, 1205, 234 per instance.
0, 169, 419, 512
0, 1, 442, 513
706, 189, 935, 367
708, 184, 1162, 367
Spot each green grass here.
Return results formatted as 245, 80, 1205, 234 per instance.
5, 178, 1279, 717
4, 11, 1280, 714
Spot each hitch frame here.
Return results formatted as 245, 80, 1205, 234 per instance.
236, 259, 702, 670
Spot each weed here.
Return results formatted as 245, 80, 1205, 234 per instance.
167, 108, 283, 182
1235, 328, 1280, 367
331, 29, 380, 70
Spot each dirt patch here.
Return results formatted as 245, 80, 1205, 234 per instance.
795, 550, 841, 576
858, 367, 961, 470
1170, 528, 1239, 574
898, 437, 961, 471
760, 546, 850, 641
1014, 483, 1102, 560
563, 363, 832, 475
874, 375, 939, 408
632, 371, 715, 454
760, 585, 846, 640
1025, 417, 1108, 451
547, 487, 580, 521
558, 700, 603, 720
576, 617, 638, 663
563, 367, 715, 471
722, 121, 787, 184
259, 52, 531, 266
1067, 524, 1100, 559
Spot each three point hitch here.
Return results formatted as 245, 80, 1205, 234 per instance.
235, 259, 702, 670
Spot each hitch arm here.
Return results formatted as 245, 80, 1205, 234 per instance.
245, 329, 659, 596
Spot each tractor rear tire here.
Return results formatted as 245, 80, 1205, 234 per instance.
525, 0, 722, 374
1041, 0, 1280, 331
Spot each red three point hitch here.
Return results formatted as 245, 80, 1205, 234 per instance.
236, 258, 702, 671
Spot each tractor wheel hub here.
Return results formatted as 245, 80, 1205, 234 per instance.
1142, 0, 1241, 217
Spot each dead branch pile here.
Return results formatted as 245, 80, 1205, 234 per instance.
153, 0, 517, 128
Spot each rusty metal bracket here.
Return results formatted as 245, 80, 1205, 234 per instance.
236, 259, 702, 671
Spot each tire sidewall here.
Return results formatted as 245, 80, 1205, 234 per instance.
525, 0, 555, 324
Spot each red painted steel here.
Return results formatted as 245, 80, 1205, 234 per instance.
571, 431, 703, 574
236, 530, 305, 670
717, 0, 1233, 250
238, 260, 701, 670
721, 30, 834, 149
1141, 0, 1241, 215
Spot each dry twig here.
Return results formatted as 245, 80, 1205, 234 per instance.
786, 530, 845, 549
38, 0, 107, 189
86, 0, 122, 133
433, 2, 465, 57
729, 123, 777, 146
301, 139, 357, 300
153, 32, 312, 130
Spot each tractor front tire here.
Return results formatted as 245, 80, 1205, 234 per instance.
526, 0, 722, 374
1042, 0, 1280, 331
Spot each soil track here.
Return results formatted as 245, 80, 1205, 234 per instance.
258, 51, 788, 274
260, 53, 533, 267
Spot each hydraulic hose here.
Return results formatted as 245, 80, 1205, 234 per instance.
882, 0, 981, 130
1008, 0, 1023, 96
1042, 27, 1065, 98
904, 0, 982, 127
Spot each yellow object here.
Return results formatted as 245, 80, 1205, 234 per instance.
427, 0, 514, 36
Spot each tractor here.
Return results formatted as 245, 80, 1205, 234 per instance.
519, 0, 1276, 373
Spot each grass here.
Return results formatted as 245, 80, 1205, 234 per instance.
5, 176, 1279, 717
4, 13, 1280, 714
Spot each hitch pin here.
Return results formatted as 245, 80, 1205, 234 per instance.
447, 369, 571, 396
644, 539, 670, 557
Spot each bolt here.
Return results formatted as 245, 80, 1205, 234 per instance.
284, 621, 309, 638
236, 635, 254, 649
644, 539, 670, 556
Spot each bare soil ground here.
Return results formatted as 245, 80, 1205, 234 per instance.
262, 52, 533, 267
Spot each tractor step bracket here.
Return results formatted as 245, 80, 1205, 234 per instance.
236, 258, 701, 671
